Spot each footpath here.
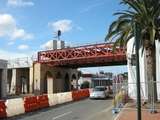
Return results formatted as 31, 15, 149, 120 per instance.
115, 101, 160, 120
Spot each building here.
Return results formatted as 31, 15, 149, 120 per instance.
6, 40, 79, 95
7, 57, 33, 95
91, 72, 113, 88
78, 72, 113, 88
127, 38, 160, 100
0, 59, 7, 98
44, 40, 65, 50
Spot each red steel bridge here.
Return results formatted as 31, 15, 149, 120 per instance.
38, 43, 127, 68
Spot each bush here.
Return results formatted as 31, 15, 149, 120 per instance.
80, 81, 90, 89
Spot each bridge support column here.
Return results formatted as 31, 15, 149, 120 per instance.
32, 62, 79, 94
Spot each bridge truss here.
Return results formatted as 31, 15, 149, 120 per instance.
38, 43, 127, 67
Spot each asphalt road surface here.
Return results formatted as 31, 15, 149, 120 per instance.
6, 98, 117, 120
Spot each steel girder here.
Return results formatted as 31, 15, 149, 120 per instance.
38, 43, 127, 67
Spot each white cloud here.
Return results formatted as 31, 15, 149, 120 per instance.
8, 41, 14, 45
49, 19, 72, 33
7, 0, 34, 7
40, 40, 53, 50
11, 28, 33, 40
18, 44, 29, 50
0, 49, 28, 59
0, 13, 33, 40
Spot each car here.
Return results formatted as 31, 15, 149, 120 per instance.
90, 86, 109, 99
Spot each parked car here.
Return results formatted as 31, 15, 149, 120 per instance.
90, 86, 109, 99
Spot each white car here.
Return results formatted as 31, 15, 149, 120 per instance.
90, 86, 109, 99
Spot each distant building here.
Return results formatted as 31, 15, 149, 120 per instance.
91, 73, 113, 88
79, 72, 113, 88
47, 40, 65, 50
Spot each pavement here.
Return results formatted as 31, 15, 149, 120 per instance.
4, 98, 117, 120
115, 101, 160, 120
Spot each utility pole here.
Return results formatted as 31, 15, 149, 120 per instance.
134, 23, 141, 120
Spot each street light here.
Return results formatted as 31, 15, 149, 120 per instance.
134, 22, 141, 120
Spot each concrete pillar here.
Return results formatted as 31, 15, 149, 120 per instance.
1, 69, 7, 98
47, 77, 53, 94
10, 69, 16, 94
156, 40, 160, 100
33, 63, 41, 94
127, 38, 137, 99
29, 67, 33, 93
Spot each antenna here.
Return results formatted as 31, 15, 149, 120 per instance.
57, 30, 61, 40
54, 30, 62, 40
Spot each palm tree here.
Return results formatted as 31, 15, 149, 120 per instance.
105, 0, 160, 102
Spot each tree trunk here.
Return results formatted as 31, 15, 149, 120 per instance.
145, 45, 157, 102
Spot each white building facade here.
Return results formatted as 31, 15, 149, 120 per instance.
127, 38, 160, 100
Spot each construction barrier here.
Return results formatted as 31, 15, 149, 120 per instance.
72, 89, 90, 101
24, 96, 39, 112
0, 100, 7, 118
64, 92, 73, 102
0, 89, 90, 118
37, 95, 49, 109
57, 92, 72, 104
48, 94, 58, 106
5, 98, 25, 117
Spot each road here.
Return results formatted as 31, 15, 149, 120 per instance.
6, 98, 117, 120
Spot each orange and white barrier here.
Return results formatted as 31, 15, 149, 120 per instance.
48, 94, 58, 106
0, 89, 90, 118
0, 100, 7, 118
57, 92, 72, 104
5, 98, 25, 117
37, 95, 49, 109
24, 96, 39, 112
72, 89, 90, 101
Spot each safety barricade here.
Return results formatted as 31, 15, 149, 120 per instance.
64, 92, 73, 102
24, 96, 39, 112
83, 89, 90, 98
72, 89, 90, 101
0, 100, 7, 118
48, 94, 58, 106
5, 98, 25, 117
37, 95, 49, 109
57, 92, 72, 104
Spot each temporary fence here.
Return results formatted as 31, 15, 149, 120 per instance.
112, 80, 160, 114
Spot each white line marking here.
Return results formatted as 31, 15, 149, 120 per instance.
52, 111, 72, 120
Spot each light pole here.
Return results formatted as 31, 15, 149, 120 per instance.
134, 22, 141, 120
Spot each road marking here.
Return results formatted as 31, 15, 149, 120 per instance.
52, 111, 72, 120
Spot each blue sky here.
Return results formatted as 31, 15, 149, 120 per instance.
0, 0, 127, 74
